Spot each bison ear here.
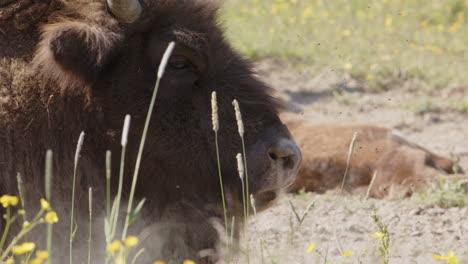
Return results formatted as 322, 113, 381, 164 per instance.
35, 21, 123, 90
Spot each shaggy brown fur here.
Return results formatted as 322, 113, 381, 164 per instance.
284, 117, 464, 198
0, 0, 53, 31
0, 1, 301, 263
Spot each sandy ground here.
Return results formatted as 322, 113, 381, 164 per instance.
244, 59, 468, 264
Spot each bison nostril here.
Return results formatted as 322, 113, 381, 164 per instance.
268, 139, 301, 171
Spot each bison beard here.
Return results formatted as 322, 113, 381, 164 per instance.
0, 0, 301, 263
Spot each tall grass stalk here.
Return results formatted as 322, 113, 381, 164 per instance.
233, 99, 250, 263
366, 171, 378, 200
332, 132, 358, 255
106, 151, 112, 217
104, 150, 112, 264
111, 114, 131, 240
232, 100, 250, 219
0, 207, 11, 253
70, 131, 85, 264
211, 91, 228, 234
340, 132, 358, 192
131, 248, 145, 264
45, 150, 53, 264
88, 187, 93, 264
16, 173, 26, 220
121, 42, 175, 240
236, 153, 247, 226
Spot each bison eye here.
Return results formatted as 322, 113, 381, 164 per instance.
168, 56, 191, 70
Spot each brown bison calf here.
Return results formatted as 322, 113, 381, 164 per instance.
284, 117, 462, 198
0, 0, 301, 263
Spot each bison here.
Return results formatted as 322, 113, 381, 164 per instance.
0, 0, 301, 263
284, 116, 463, 198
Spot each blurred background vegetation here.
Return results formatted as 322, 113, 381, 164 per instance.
221, 0, 468, 91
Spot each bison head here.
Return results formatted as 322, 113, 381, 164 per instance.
30, 0, 301, 260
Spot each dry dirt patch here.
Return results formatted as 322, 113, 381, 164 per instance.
246, 59, 468, 264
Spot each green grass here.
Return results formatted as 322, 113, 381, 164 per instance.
413, 175, 468, 208
221, 0, 468, 90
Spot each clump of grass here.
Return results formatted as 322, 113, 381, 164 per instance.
454, 100, 468, 113
370, 210, 391, 264
211, 91, 229, 235
0, 152, 60, 263
413, 175, 468, 208
287, 199, 314, 244
70, 131, 85, 264
403, 98, 438, 115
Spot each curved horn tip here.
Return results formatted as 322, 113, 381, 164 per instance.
107, 0, 142, 23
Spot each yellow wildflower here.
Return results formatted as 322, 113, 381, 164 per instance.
45, 211, 59, 224
23, 221, 31, 228
40, 198, 51, 211
5, 258, 14, 264
434, 251, 458, 264
28, 258, 43, 264
107, 240, 121, 253
18, 209, 25, 215
124, 236, 139, 248
271, 5, 278, 14
0, 195, 19, 208
302, 7, 313, 18
36, 250, 49, 259
153, 261, 167, 264
341, 251, 354, 257
341, 29, 351, 37
343, 63, 353, 70
449, 23, 459, 33
437, 24, 444, 32
183, 260, 196, 264
306, 242, 316, 253
421, 20, 428, 28
12, 242, 36, 255
371, 232, 385, 238
385, 15, 393, 27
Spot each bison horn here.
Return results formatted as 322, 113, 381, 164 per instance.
107, 0, 142, 23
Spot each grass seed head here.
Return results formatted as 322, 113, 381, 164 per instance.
157, 42, 175, 78
121, 114, 131, 147
211, 91, 219, 132
74, 132, 85, 166
232, 99, 244, 137
236, 153, 244, 180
